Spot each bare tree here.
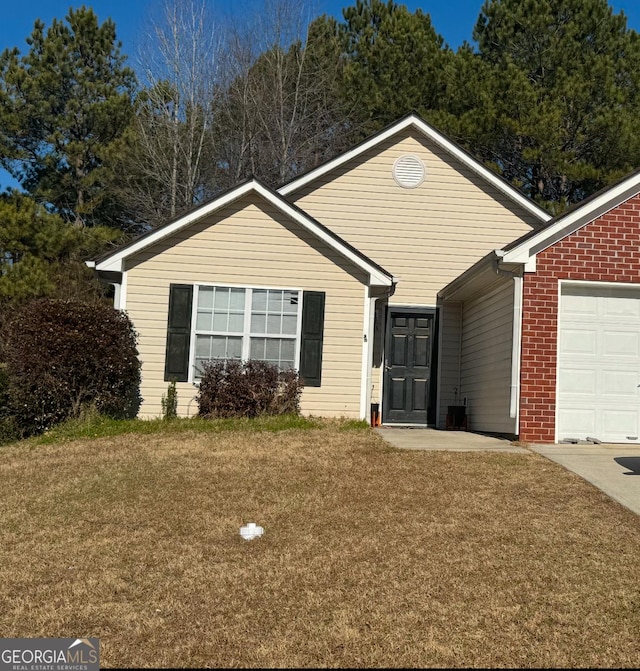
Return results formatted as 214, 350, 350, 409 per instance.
119, 0, 355, 226
216, 0, 354, 188
127, 0, 221, 226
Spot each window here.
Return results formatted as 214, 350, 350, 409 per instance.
192, 285, 300, 379
164, 284, 325, 387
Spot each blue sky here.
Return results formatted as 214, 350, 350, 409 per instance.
2, 0, 640, 191
0, 1, 482, 54
4, 1, 640, 60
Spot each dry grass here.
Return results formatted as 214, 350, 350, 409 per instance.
2, 424, 640, 668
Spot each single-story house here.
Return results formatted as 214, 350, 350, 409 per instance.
91, 114, 640, 444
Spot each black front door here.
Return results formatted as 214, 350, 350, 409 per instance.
383, 311, 434, 424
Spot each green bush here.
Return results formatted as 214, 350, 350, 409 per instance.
0, 363, 9, 413
196, 359, 303, 419
4, 298, 141, 436
0, 415, 20, 445
161, 379, 178, 420
0, 363, 20, 444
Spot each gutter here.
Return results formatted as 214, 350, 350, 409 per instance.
494, 250, 524, 429
86, 262, 124, 310
437, 251, 497, 301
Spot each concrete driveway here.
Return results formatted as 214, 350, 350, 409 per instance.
375, 427, 640, 516
530, 443, 640, 516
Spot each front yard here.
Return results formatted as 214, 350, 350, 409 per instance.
2, 420, 640, 668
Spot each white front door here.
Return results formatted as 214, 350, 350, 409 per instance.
558, 283, 640, 443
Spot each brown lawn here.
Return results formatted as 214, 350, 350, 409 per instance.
2, 424, 640, 668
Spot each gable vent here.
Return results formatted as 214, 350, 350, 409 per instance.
392, 154, 425, 188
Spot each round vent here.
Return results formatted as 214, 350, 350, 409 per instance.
392, 154, 426, 188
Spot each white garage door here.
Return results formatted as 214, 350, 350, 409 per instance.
558, 283, 640, 443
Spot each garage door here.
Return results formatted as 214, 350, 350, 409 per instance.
558, 283, 640, 443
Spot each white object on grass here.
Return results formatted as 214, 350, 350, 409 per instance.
240, 522, 264, 540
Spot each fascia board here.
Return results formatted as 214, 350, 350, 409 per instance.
278, 116, 418, 196
96, 180, 392, 287
437, 252, 498, 301
279, 115, 551, 223
95, 181, 258, 273
251, 182, 392, 287
502, 175, 640, 263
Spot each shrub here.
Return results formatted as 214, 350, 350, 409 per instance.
161, 379, 178, 420
276, 369, 305, 415
196, 359, 303, 419
5, 298, 142, 436
0, 363, 10, 414
0, 363, 20, 444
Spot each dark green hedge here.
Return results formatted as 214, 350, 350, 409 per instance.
4, 298, 141, 435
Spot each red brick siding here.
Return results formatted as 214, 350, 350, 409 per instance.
520, 194, 640, 442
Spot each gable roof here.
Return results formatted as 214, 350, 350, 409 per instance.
278, 113, 552, 224
439, 168, 640, 301
500, 169, 640, 263
93, 178, 395, 287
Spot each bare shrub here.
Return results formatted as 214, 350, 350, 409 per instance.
196, 359, 302, 418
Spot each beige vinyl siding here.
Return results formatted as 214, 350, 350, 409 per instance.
459, 279, 516, 435
290, 129, 540, 307
437, 300, 462, 428
125, 194, 368, 419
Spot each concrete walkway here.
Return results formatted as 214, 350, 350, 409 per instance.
375, 427, 529, 453
374, 427, 640, 516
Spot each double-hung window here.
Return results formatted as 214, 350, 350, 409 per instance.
192, 285, 300, 380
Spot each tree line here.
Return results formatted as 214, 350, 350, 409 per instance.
1, 0, 640, 307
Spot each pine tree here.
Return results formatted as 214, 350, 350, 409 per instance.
0, 192, 118, 304
455, 0, 640, 209
0, 8, 137, 228
338, 0, 452, 136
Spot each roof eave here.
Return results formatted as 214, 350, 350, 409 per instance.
94, 179, 394, 288
279, 114, 551, 224
438, 251, 501, 301
502, 172, 640, 264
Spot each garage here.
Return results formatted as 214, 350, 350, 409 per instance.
435, 169, 640, 443
558, 283, 640, 443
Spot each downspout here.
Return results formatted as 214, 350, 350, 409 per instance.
493, 251, 524, 430
510, 277, 523, 424
457, 303, 463, 400
113, 282, 122, 311
87, 261, 123, 310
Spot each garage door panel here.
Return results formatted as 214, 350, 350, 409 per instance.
604, 295, 640, 318
602, 370, 639, 397
558, 368, 596, 395
558, 284, 640, 443
602, 410, 638, 441
562, 292, 597, 315
558, 408, 596, 436
560, 328, 596, 355
603, 330, 640, 357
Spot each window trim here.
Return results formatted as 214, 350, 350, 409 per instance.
188, 282, 304, 383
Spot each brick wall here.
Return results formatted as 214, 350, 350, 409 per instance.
519, 194, 640, 442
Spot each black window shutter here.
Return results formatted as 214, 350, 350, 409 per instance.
164, 284, 193, 382
299, 291, 325, 387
